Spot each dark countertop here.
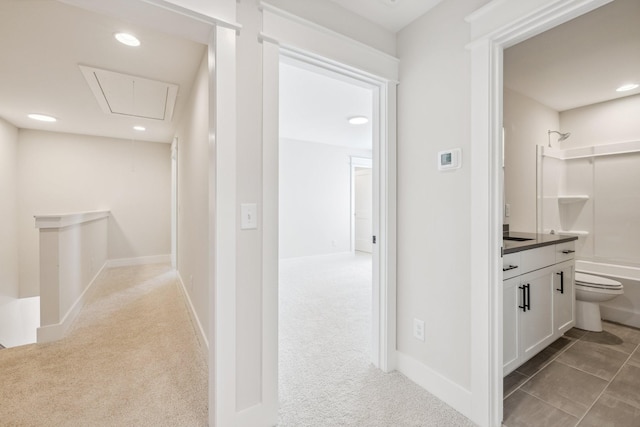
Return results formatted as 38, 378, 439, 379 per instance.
503, 231, 578, 255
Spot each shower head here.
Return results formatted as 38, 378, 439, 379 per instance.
548, 130, 571, 147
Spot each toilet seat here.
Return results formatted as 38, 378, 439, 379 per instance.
575, 272, 623, 291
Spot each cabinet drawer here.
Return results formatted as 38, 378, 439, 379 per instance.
503, 252, 522, 279
556, 241, 576, 263
519, 245, 555, 273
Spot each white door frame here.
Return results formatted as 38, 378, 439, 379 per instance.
466, 0, 612, 425
263, 43, 397, 377
351, 156, 373, 253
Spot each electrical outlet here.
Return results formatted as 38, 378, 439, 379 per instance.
413, 318, 425, 342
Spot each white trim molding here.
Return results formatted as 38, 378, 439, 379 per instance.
396, 351, 473, 419
259, 2, 398, 64
465, 1, 612, 426
176, 271, 209, 351
260, 3, 398, 83
261, 38, 280, 425
211, 24, 238, 427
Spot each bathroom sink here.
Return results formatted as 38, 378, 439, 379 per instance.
503, 236, 534, 242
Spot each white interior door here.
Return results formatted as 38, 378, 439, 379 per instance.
354, 167, 373, 253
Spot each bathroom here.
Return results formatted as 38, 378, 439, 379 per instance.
503, 0, 640, 331
501, 1, 640, 424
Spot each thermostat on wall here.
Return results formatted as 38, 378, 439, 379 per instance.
437, 148, 461, 171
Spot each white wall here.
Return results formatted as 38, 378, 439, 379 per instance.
279, 138, 371, 259
560, 93, 640, 148
17, 130, 171, 297
396, 0, 487, 391
175, 52, 210, 338
264, 0, 396, 56
503, 88, 559, 231
0, 117, 19, 299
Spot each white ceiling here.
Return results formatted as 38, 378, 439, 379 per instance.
0, 0, 205, 144
3, 0, 638, 149
328, 0, 444, 32
279, 58, 373, 150
504, 0, 640, 112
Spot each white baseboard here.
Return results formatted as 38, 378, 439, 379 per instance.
395, 351, 473, 420
176, 271, 209, 351
37, 261, 107, 344
106, 254, 171, 268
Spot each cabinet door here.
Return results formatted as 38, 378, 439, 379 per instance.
554, 261, 575, 334
503, 277, 520, 375
520, 267, 555, 360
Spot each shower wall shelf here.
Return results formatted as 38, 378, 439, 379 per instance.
557, 195, 589, 204
541, 140, 640, 160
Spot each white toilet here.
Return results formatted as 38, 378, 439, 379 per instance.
574, 272, 624, 332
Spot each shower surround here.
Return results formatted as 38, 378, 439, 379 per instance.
538, 140, 640, 328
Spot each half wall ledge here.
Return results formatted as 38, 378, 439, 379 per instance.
35, 210, 110, 343
34, 210, 110, 229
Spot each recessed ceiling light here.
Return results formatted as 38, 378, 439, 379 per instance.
348, 116, 369, 125
28, 113, 57, 122
616, 83, 639, 92
133, 126, 146, 131
115, 32, 141, 47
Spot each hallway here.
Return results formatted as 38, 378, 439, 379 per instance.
0, 263, 207, 426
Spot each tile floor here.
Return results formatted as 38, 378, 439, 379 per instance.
503, 321, 640, 426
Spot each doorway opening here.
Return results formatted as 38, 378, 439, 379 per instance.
277, 54, 379, 422
467, 0, 613, 424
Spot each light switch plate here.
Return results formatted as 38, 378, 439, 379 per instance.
240, 203, 257, 230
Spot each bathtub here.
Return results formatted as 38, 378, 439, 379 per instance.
576, 260, 640, 329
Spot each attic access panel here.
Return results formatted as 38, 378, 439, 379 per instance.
80, 65, 178, 121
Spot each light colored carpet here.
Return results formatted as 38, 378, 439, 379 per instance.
278, 252, 475, 427
0, 263, 207, 426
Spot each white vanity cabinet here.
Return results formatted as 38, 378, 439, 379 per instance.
503, 242, 575, 376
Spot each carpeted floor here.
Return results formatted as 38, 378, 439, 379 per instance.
278, 252, 475, 427
0, 263, 208, 426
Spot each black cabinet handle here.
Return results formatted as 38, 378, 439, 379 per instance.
503, 264, 518, 272
562, 249, 575, 254
519, 284, 530, 312
556, 271, 564, 294
518, 285, 527, 312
